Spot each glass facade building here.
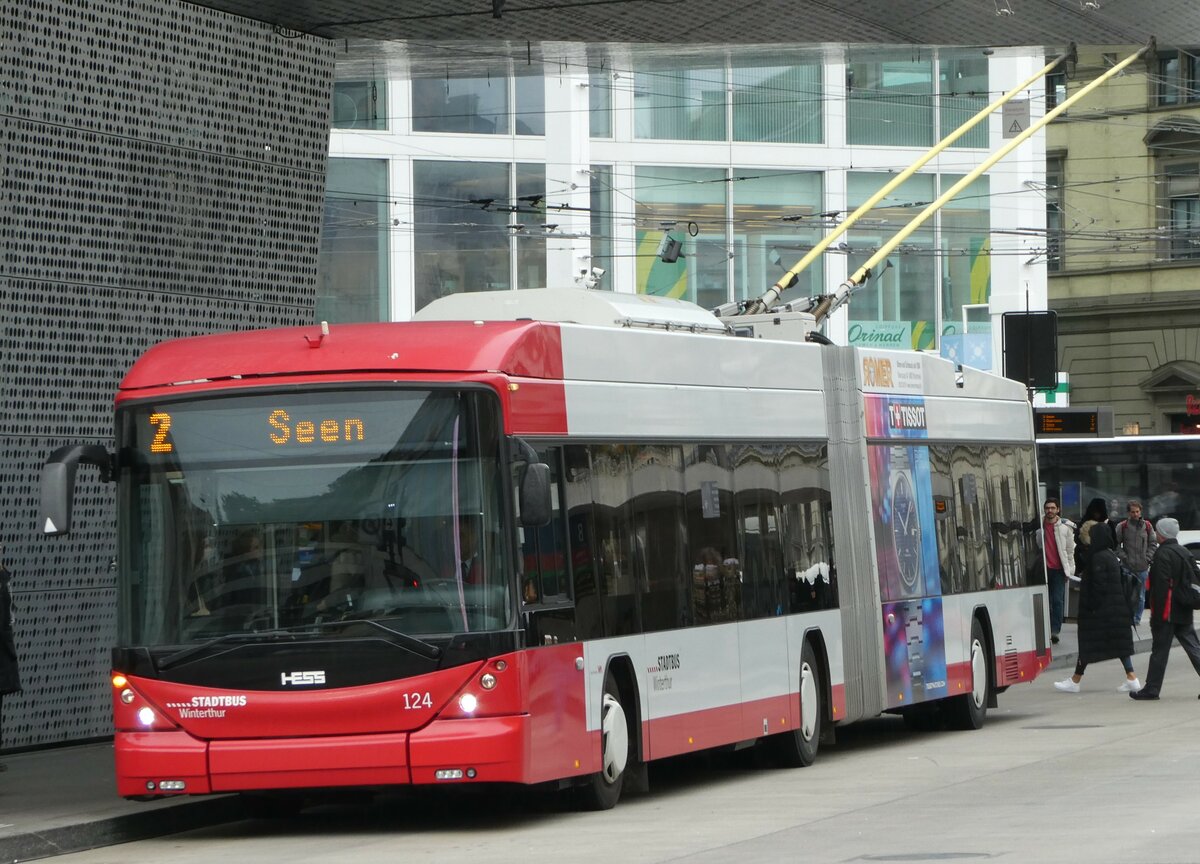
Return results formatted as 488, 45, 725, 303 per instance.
321, 44, 1049, 369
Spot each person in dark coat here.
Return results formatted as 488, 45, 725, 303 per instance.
1130, 517, 1200, 700
1053, 522, 1141, 693
0, 557, 21, 772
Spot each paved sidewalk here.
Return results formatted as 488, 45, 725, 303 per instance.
0, 743, 242, 861
0, 619, 1154, 862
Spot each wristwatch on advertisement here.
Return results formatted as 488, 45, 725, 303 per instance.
905, 603, 926, 691
890, 446, 922, 597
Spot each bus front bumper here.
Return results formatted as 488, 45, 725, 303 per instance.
115, 715, 532, 798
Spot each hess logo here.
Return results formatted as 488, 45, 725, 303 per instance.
281, 670, 326, 686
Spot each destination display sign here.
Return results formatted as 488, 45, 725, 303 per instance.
129, 391, 453, 463
1033, 407, 1114, 438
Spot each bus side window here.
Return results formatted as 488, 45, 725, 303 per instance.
518, 447, 570, 607
630, 444, 687, 632
562, 445, 603, 640
590, 444, 641, 636
986, 449, 1022, 589
929, 445, 964, 596
952, 446, 993, 593
734, 444, 785, 619
780, 444, 836, 613
1018, 446, 1042, 583
684, 444, 739, 624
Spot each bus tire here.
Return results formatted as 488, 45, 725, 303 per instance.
946, 617, 989, 731
771, 640, 822, 767
577, 671, 629, 810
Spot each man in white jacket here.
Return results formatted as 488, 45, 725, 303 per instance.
1036, 497, 1076, 645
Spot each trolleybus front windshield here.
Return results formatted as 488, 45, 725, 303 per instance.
117, 388, 511, 648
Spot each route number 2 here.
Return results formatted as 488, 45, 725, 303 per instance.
149, 412, 173, 454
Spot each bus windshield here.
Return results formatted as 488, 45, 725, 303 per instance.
116, 387, 511, 648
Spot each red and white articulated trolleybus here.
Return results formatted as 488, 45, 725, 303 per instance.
41, 288, 1049, 809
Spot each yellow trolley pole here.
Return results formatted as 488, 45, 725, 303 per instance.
809, 42, 1152, 324
744, 46, 1077, 316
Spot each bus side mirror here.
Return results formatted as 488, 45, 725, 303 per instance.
40, 444, 114, 536
519, 462, 552, 528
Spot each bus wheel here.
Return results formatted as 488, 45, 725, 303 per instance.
577, 672, 629, 810
946, 618, 989, 730
771, 641, 822, 767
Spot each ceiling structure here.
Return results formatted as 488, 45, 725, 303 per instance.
186, 0, 1198, 46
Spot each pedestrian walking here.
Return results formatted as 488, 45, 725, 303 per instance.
1036, 497, 1076, 645
1130, 518, 1200, 700
1053, 523, 1141, 693
0, 552, 20, 773
1115, 500, 1157, 626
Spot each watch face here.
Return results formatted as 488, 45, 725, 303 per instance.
892, 471, 922, 594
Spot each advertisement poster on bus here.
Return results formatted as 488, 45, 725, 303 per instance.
882, 597, 948, 705
865, 396, 940, 600
865, 394, 948, 705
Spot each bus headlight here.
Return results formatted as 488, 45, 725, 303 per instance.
457, 693, 478, 714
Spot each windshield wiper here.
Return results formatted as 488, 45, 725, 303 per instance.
305, 618, 442, 660
158, 629, 299, 671
158, 619, 441, 671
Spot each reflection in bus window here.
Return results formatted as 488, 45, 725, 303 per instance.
949, 446, 993, 592
733, 445, 787, 618
930, 443, 1038, 594
985, 449, 1022, 588
553, 439, 838, 639
630, 445, 688, 631
518, 447, 570, 605
589, 445, 641, 636
562, 446, 603, 640
685, 444, 739, 624
929, 446, 964, 595
779, 444, 836, 613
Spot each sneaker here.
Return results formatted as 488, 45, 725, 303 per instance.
1118, 678, 1142, 692
1051, 633, 1060, 645
1129, 689, 1159, 701
1054, 678, 1080, 693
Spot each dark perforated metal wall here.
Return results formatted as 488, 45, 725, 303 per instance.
0, 0, 334, 749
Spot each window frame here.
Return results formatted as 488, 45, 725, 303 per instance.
1154, 50, 1199, 107
1158, 157, 1200, 261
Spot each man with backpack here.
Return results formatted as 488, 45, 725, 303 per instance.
1116, 501, 1157, 626
1130, 518, 1200, 700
